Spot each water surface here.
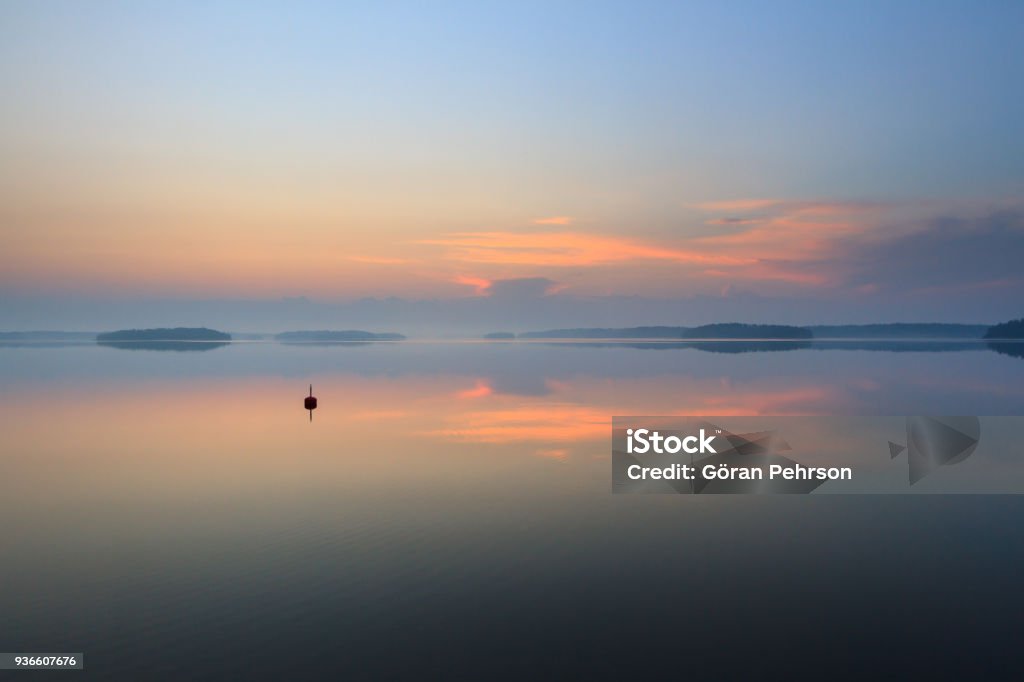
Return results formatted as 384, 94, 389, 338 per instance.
2, 341, 1023, 679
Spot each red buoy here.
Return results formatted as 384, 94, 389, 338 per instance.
304, 384, 317, 421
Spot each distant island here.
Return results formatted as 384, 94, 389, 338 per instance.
984, 318, 1024, 339
97, 327, 231, 342
275, 330, 406, 342
516, 324, 811, 340
684, 323, 812, 339
94, 327, 231, 352
809, 323, 988, 339
503, 322, 1011, 340
9, 319, 1023, 346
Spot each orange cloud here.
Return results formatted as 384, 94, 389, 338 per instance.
454, 274, 492, 294
426, 207, 877, 288
693, 199, 888, 270
532, 216, 574, 225
424, 232, 756, 268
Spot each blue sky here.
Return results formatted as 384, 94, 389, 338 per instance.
1, 1, 1022, 328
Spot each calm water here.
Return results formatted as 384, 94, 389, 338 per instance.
2, 341, 1024, 679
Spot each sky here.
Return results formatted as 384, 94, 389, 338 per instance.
1, 1, 1023, 331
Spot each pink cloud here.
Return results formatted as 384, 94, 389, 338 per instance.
423, 232, 756, 268
453, 274, 492, 295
